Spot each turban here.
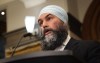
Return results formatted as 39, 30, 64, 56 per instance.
39, 5, 68, 23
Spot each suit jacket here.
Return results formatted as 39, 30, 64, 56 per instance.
65, 38, 100, 63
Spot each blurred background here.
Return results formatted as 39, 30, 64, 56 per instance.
0, 0, 100, 58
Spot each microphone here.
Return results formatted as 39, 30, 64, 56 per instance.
11, 29, 40, 57
11, 34, 24, 57
11, 16, 41, 57
23, 33, 33, 37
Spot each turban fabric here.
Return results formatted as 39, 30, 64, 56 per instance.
39, 5, 68, 23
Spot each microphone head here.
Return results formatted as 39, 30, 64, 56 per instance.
32, 28, 43, 40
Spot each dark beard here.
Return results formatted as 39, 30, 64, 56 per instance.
41, 27, 68, 50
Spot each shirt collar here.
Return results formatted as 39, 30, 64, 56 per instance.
63, 34, 71, 46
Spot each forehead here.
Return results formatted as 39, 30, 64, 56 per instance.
38, 13, 55, 19
39, 13, 49, 18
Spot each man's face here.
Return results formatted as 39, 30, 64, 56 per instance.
38, 13, 68, 50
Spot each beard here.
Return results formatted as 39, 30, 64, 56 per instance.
40, 25, 68, 50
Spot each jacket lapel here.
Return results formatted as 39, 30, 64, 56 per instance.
65, 38, 79, 49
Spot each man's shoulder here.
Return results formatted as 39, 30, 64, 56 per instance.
77, 39, 99, 45
70, 38, 100, 48
66, 38, 100, 63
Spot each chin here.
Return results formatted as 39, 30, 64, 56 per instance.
45, 32, 57, 42
41, 33, 57, 50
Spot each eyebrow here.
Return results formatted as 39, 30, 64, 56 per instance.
45, 14, 52, 18
38, 14, 52, 22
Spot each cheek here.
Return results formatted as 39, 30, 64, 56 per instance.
49, 22, 60, 30
49, 18, 64, 30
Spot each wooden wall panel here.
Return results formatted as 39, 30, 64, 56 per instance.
82, 0, 100, 41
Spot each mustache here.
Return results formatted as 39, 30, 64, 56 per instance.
43, 28, 54, 35
40, 28, 54, 38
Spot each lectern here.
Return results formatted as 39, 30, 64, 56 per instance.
0, 50, 83, 63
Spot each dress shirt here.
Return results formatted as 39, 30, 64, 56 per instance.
55, 35, 71, 51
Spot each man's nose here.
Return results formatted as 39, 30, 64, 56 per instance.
42, 21, 48, 28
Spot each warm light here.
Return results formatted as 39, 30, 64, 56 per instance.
20, 0, 46, 8
25, 16, 35, 33
1, 11, 5, 15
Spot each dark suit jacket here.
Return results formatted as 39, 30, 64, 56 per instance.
65, 38, 100, 63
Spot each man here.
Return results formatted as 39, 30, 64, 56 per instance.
37, 5, 100, 63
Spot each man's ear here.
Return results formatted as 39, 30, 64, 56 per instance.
63, 22, 69, 30
63, 22, 67, 27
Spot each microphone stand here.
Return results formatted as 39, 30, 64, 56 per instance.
11, 33, 33, 57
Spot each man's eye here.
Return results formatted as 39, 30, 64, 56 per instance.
47, 17, 51, 20
38, 21, 42, 26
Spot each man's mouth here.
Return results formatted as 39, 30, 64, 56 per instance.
45, 31, 51, 35
44, 29, 52, 35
